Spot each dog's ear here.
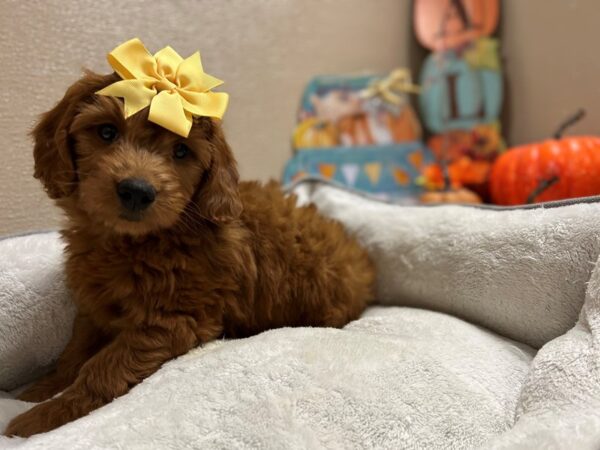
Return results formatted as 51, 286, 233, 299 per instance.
194, 121, 243, 223
32, 71, 116, 199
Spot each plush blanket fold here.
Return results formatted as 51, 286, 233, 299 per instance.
0, 307, 533, 449
1, 180, 600, 449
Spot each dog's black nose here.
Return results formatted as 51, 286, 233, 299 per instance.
116, 178, 156, 212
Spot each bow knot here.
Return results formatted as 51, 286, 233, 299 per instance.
360, 68, 420, 106
96, 38, 229, 138
155, 78, 178, 92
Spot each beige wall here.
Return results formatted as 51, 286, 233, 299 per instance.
407, 0, 600, 146
1, 0, 599, 235
500, 0, 600, 144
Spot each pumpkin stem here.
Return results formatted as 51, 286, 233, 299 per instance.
526, 175, 559, 204
553, 109, 586, 139
441, 159, 451, 191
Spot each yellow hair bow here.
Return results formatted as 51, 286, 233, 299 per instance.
96, 38, 228, 138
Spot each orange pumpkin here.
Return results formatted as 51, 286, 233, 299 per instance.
490, 110, 600, 205
387, 107, 422, 142
414, 0, 499, 51
427, 124, 504, 161
293, 118, 339, 149
421, 157, 491, 191
420, 188, 482, 204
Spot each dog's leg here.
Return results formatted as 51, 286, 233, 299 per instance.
17, 315, 109, 403
4, 315, 221, 437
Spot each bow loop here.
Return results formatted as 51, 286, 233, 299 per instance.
96, 79, 156, 117
149, 91, 192, 137
106, 38, 158, 81
176, 52, 223, 92
179, 91, 229, 119
97, 38, 228, 137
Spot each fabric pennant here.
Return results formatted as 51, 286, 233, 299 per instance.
341, 164, 360, 186
393, 167, 411, 186
318, 164, 337, 179
364, 162, 382, 186
408, 151, 424, 169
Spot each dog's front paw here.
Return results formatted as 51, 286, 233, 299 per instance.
3, 398, 71, 437
0, 397, 31, 438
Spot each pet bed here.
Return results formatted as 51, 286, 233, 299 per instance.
1, 180, 600, 449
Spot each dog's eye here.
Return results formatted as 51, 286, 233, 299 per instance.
97, 124, 119, 143
173, 143, 190, 160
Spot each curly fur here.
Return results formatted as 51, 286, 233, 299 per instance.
4, 72, 375, 437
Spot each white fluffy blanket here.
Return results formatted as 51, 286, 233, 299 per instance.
1, 180, 600, 449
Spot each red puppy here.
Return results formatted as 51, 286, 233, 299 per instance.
4, 71, 375, 437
